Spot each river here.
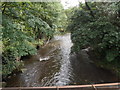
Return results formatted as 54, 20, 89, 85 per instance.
6, 33, 119, 87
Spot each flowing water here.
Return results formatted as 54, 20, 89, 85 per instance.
6, 33, 119, 87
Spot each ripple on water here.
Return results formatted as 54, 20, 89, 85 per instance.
6, 33, 118, 87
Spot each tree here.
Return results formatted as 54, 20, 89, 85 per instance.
2, 2, 65, 78
67, 2, 120, 62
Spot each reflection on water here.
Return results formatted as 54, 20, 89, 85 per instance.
6, 33, 118, 87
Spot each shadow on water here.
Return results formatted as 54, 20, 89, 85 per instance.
70, 50, 119, 85
6, 33, 119, 87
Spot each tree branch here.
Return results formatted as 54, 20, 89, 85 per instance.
85, 2, 95, 18
2, 3, 7, 14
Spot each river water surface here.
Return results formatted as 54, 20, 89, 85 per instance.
6, 33, 119, 87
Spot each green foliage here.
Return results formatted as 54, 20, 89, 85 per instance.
2, 61, 23, 76
67, 2, 120, 62
2, 2, 65, 77
106, 50, 118, 62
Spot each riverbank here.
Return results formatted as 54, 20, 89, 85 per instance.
87, 50, 120, 78
2, 37, 53, 87
3, 33, 119, 87
5, 33, 72, 87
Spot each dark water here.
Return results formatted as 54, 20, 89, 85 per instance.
6, 33, 119, 87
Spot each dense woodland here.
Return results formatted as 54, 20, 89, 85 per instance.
67, 2, 120, 75
1, 1, 120, 81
